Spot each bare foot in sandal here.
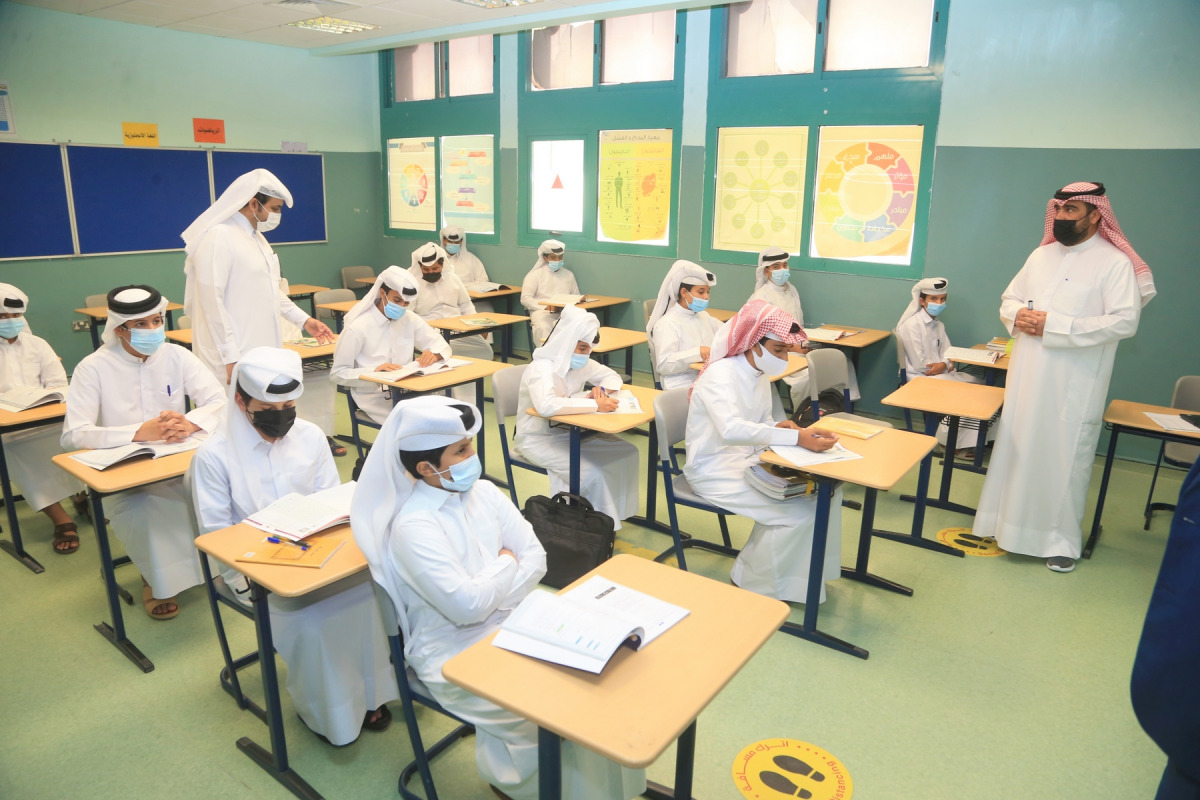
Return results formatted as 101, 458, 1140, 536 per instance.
142, 581, 179, 620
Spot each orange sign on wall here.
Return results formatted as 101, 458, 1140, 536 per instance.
193, 118, 225, 144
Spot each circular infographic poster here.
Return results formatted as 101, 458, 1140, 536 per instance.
733, 738, 852, 800
398, 163, 428, 208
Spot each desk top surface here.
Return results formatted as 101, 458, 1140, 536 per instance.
195, 522, 367, 598
1105, 399, 1200, 438
761, 424, 936, 491
945, 343, 1011, 371
690, 352, 807, 382
468, 286, 523, 299
539, 295, 630, 310
814, 324, 891, 348
316, 300, 358, 314
595, 327, 648, 353
360, 356, 511, 393
286, 284, 329, 295
75, 302, 184, 319
428, 312, 529, 332
882, 377, 1005, 419
0, 402, 67, 428
707, 308, 736, 322
52, 449, 195, 493
442, 554, 788, 768
529, 383, 660, 435
164, 330, 337, 359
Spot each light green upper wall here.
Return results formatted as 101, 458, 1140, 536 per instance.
939, 0, 1200, 148
0, 2, 380, 152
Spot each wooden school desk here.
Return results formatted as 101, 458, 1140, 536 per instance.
285, 284, 330, 317
165, 330, 338, 364
442, 554, 789, 800
468, 285, 523, 315
594, 326, 648, 380
0, 402, 67, 573
195, 522, 366, 800
947, 343, 1011, 386
761, 425, 936, 659
539, 295, 630, 327
690, 352, 808, 382
51, 449, 197, 673
1085, 399, 1200, 558
314, 300, 357, 332
706, 308, 737, 323
882, 378, 1005, 555
75, 302, 184, 350
809, 324, 891, 369
428, 311, 529, 363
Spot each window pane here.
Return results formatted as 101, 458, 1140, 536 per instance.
725, 0, 818, 77
810, 125, 923, 265
597, 129, 672, 245
531, 140, 584, 232
825, 0, 934, 71
713, 126, 808, 253
441, 134, 495, 235
448, 35, 493, 97
529, 23, 594, 91
386, 137, 437, 231
393, 42, 439, 102
600, 11, 675, 85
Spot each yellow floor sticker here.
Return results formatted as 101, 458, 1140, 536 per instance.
936, 527, 1006, 557
734, 739, 852, 799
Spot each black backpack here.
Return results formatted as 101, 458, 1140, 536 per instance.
522, 492, 615, 589
793, 389, 847, 427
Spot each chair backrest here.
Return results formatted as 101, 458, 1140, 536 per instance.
894, 332, 907, 370
653, 388, 691, 462
313, 288, 355, 320
642, 298, 656, 327
804, 348, 852, 400
177, 314, 192, 330
342, 266, 375, 290
1169, 376, 1200, 464
491, 363, 528, 421
85, 293, 106, 309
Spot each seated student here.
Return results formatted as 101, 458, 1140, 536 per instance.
685, 300, 843, 602
331, 266, 453, 425
516, 305, 639, 530
0, 283, 87, 554
407, 242, 494, 369
749, 246, 860, 409
442, 225, 497, 296
352, 395, 645, 800
521, 239, 580, 346
62, 285, 225, 619
189, 346, 397, 747
646, 260, 721, 390
895, 277, 993, 456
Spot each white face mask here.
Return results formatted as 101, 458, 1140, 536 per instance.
751, 343, 789, 376
255, 204, 281, 233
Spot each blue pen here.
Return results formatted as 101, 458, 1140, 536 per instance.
267, 536, 309, 550
166, 385, 172, 397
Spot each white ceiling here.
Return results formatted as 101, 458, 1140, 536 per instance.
9, 0, 697, 52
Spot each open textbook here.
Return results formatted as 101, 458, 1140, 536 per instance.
802, 327, 855, 343
361, 357, 471, 383
944, 346, 1000, 366
545, 294, 586, 308
244, 481, 356, 541
0, 385, 66, 413
69, 437, 201, 471
492, 576, 689, 674
572, 388, 642, 415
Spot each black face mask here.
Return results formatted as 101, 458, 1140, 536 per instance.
1052, 217, 1088, 246
422, 271, 442, 283
250, 406, 297, 439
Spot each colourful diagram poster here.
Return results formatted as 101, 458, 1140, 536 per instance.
440, 134, 494, 235
597, 129, 672, 244
713, 126, 809, 253
811, 125, 923, 263
387, 136, 436, 231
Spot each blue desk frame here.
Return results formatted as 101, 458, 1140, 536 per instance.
0, 411, 67, 574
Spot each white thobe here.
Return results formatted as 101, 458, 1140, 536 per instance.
973, 235, 1141, 558
515, 359, 639, 529
190, 420, 398, 746
386, 479, 644, 799
184, 214, 311, 382
408, 271, 493, 366
750, 281, 861, 406
896, 310, 989, 448
684, 355, 842, 602
330, 308, 453, 424
448, 249, 498, 313
62, 343, 225, 597
521, 267, 580, 346
0, 332, 83, 511
650, 304, 721, 390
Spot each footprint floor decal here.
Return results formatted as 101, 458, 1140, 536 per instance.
734, 739, 852, 799
936, 526, 1007, 557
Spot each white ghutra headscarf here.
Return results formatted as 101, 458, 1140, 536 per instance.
532, 303, 599, 378
343, 266, 420, 327
646, 260, 717, 337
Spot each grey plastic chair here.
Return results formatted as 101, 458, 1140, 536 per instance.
491, 364, 548, 507
85, 293, 106, 308
893, 333, 913, 430
804, 348, 895, 432
1144, 375, 1200, 529
313, 288, 354, 323
341, 265, 375, 292
177, 315, 192, 330
642, 298, 656, 326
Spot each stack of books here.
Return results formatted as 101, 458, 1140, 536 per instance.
744, 463, 816, 500
986, 337, 1012, 351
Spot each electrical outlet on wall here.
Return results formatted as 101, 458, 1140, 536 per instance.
72, 320, 90, 332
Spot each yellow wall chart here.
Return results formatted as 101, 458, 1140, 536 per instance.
597, 129, 672, 243
713, 126, 809, 253
811, 125, 923, 262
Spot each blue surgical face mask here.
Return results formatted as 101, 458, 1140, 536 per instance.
128, 326, 166, 356
433, 454, 481, 493
925, 302, 946, 317
445, 243, 461, 255
384, 301, 407, 320
548, 260, 564, 272
0, 318, 26, 339
770, 269, 791, 286
688, 295, 709, 313
569, 353, 590, 371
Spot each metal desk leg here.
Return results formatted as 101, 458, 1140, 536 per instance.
91, 491, 153, 672
874, 414, 964, 558
334, 312, 344, 334
166, 308, 176, 330
1083, 426, 1120, 559
778, 481, 869, 659
237, 581, 323, 800
500, 323, 513, 363
840, 488, 912, 595
308, 295, 318, 317
0, 439, 44, 573
627, 421, 674, 538
538, 727, 562, 800
568, 428, 582, 496
643, 720, 697, 800
474, 378, 489, 478
89, 319, 101, 350
902, 415, 978, 517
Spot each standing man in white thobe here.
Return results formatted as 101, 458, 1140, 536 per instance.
189, 346, 397, 746
180, 168, 334, 387
520, 239, 580, 346
62, 285, 225, 619
645, 260, 721, 390
973, 181, 1153, 573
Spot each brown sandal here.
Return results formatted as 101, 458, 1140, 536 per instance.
52, 523, 79, 555
142, 585, 179, 620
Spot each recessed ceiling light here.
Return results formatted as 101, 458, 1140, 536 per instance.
448, 0, 544, 8
287, 16, 380, 34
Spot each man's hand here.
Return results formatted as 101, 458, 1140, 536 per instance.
303, 317, 335, 344
158, 410, 199, 443
595, 394, 619, 413
699, 346, 711, 361
590, 386, 609, 401
797, 428, 838, 452
416, 351, 442, 367
776, 420, 801, 430
499, 547, 516, 561
225, 362, 236, 385
1014, 307, 1047, 337
924, 362, 948, 376
376, 362, 404, 372
132, 418, 168, 443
